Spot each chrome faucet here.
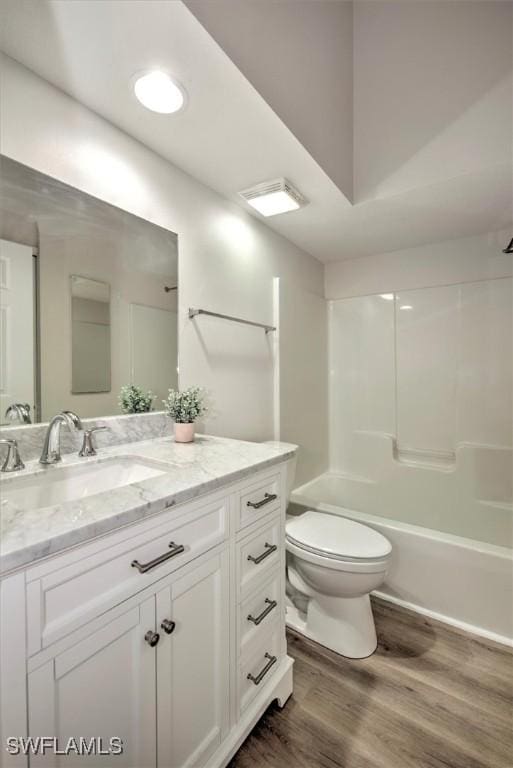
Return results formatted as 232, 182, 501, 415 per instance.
5, 403, 32, 424
0, 439, 25, 472
39, 411, 83, 465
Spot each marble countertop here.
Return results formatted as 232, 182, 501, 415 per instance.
0, 434, 297, 573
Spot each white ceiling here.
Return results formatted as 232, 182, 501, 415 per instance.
0, 0, 511, 263
185, 0, 354, 202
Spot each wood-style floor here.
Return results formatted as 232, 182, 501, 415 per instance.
229, 598, 513, 768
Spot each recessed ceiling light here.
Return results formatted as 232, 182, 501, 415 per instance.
399, 305, 413, 310
380, 293, 394, 300
133, 70, 185, 114
239, 178, 308, 217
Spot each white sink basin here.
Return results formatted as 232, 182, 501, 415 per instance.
1, 456, 170, 510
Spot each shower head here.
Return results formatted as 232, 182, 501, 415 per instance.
503, 237, 513, 254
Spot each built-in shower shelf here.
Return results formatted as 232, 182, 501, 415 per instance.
394, 446, 456, 471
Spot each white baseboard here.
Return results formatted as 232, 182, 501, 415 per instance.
373, 590, 513, 648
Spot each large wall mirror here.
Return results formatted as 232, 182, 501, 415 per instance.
0, 155, 178, 425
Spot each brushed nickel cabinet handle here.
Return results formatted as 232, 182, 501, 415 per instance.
246, 492, 278, 509
144, 631, 160, 647
247, 653, 277, 685
247, 543, 277, 565
131, 542, 185, 574
161, 619, 176, 635
247, 598, 277, 626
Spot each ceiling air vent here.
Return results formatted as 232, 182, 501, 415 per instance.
239, 178, 308, 217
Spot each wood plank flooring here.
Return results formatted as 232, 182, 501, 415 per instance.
229, 598, 513, 768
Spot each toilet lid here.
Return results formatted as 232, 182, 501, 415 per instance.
286, 511, 392, 560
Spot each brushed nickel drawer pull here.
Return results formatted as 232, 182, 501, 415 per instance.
246, 492, 278, 509
247, 653, 277, 685
247, 543, 277, 565
131, 541, 185, 574
247, 598, 277, 626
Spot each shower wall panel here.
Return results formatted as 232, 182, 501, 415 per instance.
330, 276, 512, 467
329, 294, 395, 475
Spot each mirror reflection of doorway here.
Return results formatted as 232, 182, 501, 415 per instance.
71, 275, 111, 394
130, 303, 178, 405
0, 238, 36, 425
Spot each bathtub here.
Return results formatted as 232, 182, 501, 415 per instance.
290, 472, 513, 646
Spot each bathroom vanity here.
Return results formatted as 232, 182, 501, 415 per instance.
0, 433, 296, 767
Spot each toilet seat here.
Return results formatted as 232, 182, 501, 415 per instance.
286, 537, 390, 574
286, 511, 392, 574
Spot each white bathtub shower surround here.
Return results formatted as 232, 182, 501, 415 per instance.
395, 279, 512, 453
328, 277, 512, 542
307, 432, 512, 547
330, 276, 512, 473
291, 475, 513, 645
0, 434, 296, 768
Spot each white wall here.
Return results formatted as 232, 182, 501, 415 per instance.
325, 230, 513, 299
279, 281, 328, 482
0, 54, 328, 485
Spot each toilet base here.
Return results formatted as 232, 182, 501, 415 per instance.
286, 593, 378, 659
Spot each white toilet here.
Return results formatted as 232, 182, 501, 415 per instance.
286, 511, 392, 659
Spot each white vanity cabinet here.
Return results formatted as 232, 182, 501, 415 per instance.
155, 549, 230, 768
0, 461, 293, 768
27, 595, 157, 767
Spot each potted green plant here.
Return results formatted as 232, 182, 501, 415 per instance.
163, 386, 207, 443
119, 384, 155, 414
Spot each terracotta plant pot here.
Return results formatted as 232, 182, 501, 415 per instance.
174, 422, 195, 443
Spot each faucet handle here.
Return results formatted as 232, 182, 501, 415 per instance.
0, 438, 25, 472
78, 426, 109, 458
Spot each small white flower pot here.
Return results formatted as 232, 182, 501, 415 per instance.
174, 422, 195, 443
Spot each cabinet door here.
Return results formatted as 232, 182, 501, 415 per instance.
27, 597, 156, 767
156, 551, 230, 768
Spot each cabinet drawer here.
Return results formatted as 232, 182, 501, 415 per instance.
27, 495, 229, 654
239, 569, 281, 658
237, 473, 281, 531
237, 516, 281, 599
238, 626, 284, 715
